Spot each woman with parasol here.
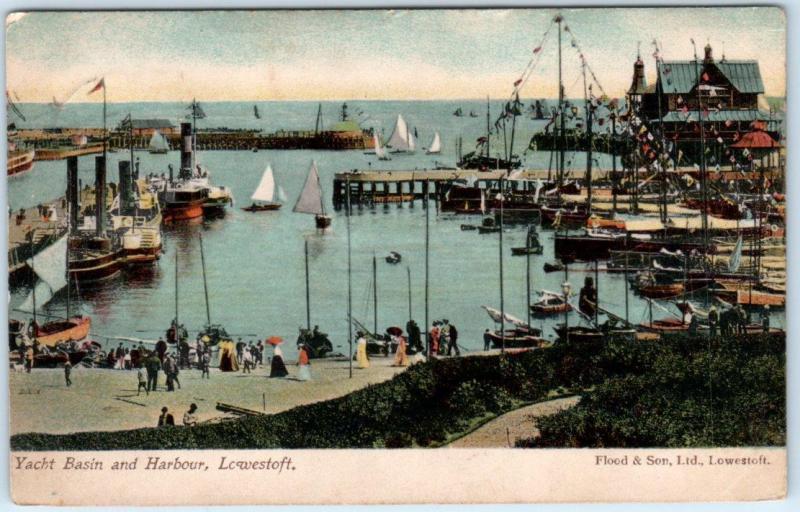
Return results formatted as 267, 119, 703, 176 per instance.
356, 331, 370, 369
388, 327, 409, 367
268, 336, 289, 378
296, 343, 311, 381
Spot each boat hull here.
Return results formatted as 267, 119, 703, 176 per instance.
162, 201, 205, 223
7, 149, 35, 177
315, 215, 332, 229
242, 204, 282, 212
34, 316, 91, 347
69, 250, 125, 283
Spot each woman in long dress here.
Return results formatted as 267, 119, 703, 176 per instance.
297, 344, 311, 381
392, 335, 409, 367
356, 332, 370, 369
269, 340, 289, 378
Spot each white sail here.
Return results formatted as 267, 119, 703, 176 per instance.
277, 185, 287, 202
148, 130, 169, 152
373, 133, 387, 159
20, 233, 68, 312
387, 114, 414, 152
407, 128, 416, 151
293, 161, 325, 215
251, 165, 276, 203
426, 131, 441, 154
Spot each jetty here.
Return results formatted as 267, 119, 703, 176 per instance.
8, 200, 68, 281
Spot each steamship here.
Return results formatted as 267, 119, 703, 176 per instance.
7, 146, 35, 177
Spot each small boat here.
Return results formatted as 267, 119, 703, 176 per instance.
242, 165, 283, 212
453, 107, 464, 117
148, 130, 169, 154
634, 271, 684, 299
511, 226, 544, 255
481, 305, 544, 348
426, 131, 441, 155
385, 251, 402, 264
460, 224, 478, 231
478, 225, 501, 234
372, 133, 391, 161
543, 261, 565, 273
293, 160, 331, 229
386, 114, 416, 154
32, 317, 92, 347
531, 290, 573, 316
469, 110, 478, 117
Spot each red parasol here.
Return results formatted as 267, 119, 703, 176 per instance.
266, 336, 283, 346
386, 326, 403, 336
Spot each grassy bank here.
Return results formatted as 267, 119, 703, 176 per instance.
11, 333, 785, 450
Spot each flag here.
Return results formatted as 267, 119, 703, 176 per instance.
88, 78, 105, 95
533, 46, 542, 54
701, 72, 710, 82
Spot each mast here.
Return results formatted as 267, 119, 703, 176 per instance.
486, 96, 491, 159
406, 266, 412, 322
526, 225, 532, 327
30, 240, 37, 327
424, 180, 430, 355
175, 248, 179, 326
557, 15, 566, 202
509, 93, 519, 170
65, 235, 70, 319
198, 234, 211, 326
305, 239, 311, 330
611, 113, 618, 214
654, 52, 668, 224
314, 103, 322, 135
692, 41, 710, 257
499, 176, 505, 353
583, 62, 593, 214
346, 177, 353, 378
594, 259, 600, 326
372, 252, 378, 334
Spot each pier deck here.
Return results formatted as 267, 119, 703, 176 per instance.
8, 200, 68, 275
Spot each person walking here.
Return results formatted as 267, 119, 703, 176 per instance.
64, 361, 72, 387
183, 404, 199, 427
761, 305, 771, 334
483, 329, 493, 351
392, 334, 409, 367
137, 368, 148, 396
242, 347, 252, 374
155, 337, 167, 364
268, 337, 289, 378
429, 322, 441, 356
145, 351, 161, 392
165, 355, 175, 392
356, 331, 370, 369
171, 355, 181, 389
25, 345, 34, 373
447, 321, 460, 356
297, 343, 312, 381
440, 320, 451, 355
736, 305, 747, 334
201, 350, 211, 379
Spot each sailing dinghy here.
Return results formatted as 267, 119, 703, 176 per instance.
371, 133, 391, 160
426, 131, 442, 154
148, 130, 169, 154
242, 165, 282, 212
293, 161, 331, 229
386, 114, 416, 154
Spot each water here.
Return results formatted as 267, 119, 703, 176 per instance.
8, 101, 783, 357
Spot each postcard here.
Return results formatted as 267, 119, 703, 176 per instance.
5, 6, 786, 505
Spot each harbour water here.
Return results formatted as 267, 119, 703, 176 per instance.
8, 101, 784, 357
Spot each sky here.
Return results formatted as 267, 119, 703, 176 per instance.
4, 7, 786, 103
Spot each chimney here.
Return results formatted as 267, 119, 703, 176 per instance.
94, 155, 106, 237
118, 160, 132, 213
180, 122, 192, 179
67, 156, 79, 232
704, 43, 713, 63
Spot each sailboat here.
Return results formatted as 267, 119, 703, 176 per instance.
426, 131, 442, 155
386, 114, 416, 154
148, 130, 169, 154
453, 107, 464, 117
20, 232, 91, 347
293, 160, 331, 229
372, 133, 391, 161
242, 165, 282, 212
254, 105, 261, 119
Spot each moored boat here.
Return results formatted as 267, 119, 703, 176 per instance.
530, 290, 572, 316
242, 164, 283, 212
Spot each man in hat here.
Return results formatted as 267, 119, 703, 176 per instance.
446, 321, 460, 356
145, 350, 161, 392
579, 277, 597, 318
483, 329, 493, 351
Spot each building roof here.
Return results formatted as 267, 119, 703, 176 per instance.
729, 128, 781, 149
131, 119, 175, 129
656, 109, 779, 128
657, 60, 764, 95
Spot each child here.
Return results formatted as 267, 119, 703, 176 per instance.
64, 361, 72, 387
201, 351, 210, 379
137, 368, 148, 395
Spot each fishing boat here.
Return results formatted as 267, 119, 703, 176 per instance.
530, 290, 572, 316
633, 270, 685, 299
453, 107, 464, 117
242, 165, 283, 212
19, 232, 93, 347
426, 131, 442, 155
148, 130, 169, 154
482, 306, 545, 349
385, 251, 402, 264
371, 133, 391, 161
254, 104, 261, 119
294, 160, 331, 229
386, 114, 416, 154
511, 226, 544, 255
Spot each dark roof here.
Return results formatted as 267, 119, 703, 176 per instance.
131, 119, 175, 129
657, 60, 764, 95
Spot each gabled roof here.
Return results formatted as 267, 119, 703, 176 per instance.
657, 60, 764, 95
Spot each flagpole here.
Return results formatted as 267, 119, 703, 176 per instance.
347, 177, 353, 379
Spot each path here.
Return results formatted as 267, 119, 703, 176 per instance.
447, 395, 581, 448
